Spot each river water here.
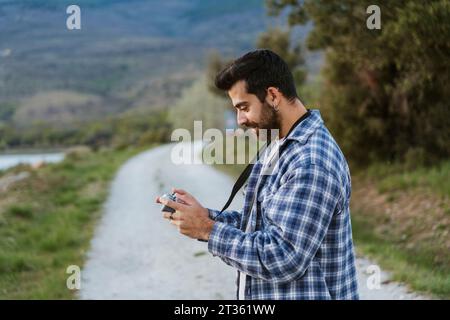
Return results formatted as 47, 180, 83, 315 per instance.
0, 152, 65, 171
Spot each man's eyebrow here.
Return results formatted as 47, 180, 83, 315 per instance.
233, 101, 249, 109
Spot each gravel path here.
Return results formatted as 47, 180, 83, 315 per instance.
80, 143, 428, 300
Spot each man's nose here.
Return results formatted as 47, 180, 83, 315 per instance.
237, 110, 247, 127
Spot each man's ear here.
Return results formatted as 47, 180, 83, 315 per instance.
266, 87, 281, 106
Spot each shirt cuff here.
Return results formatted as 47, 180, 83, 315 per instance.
207, 208, 222, 220
207, 221, 236, 258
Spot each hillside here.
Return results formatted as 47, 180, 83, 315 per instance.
0, 0, 276, 126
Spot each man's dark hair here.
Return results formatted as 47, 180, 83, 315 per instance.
215, 49, 299, 103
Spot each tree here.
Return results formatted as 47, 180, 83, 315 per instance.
206, 51, 232, 99
266, 0, 450, 165
169, 77, 227, 132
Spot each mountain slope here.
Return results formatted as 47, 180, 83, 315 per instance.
0, 0, 269, 125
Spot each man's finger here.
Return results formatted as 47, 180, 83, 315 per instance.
171, 187, 187, 195
173, 195, 188, 205
174, 190, 198, 206
162, 211, 181, 220
159, 197, 187, 212
175, 193, 195, 205
173, 188, 196, 202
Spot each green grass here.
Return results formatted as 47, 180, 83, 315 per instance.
352, 160, 450, 299
193, 251, 207, 258
352, 213, 450, 298
0, 146, 148, 299
365, 160, 450, 197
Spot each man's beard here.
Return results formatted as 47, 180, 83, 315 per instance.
244, 101, 281, 139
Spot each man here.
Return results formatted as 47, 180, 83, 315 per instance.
156, 49, 359, 300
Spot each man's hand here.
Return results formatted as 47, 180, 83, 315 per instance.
155, 188, 215, 241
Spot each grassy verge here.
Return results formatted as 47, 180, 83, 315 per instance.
0, 146, 147, 299
351, 213, 449, 298
365, 161, 450, 198
351, 161, 449, 299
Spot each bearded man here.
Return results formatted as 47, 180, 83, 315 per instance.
157, 49, 359, 300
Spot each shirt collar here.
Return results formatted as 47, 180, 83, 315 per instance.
281, 109, 323, 146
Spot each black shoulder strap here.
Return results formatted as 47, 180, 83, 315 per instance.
197, 147, 263, 242
219, 140, 271, 213
197, 143, 268, 242
219, 162, 254, 213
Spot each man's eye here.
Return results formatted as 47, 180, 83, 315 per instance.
235, 105, 249, 112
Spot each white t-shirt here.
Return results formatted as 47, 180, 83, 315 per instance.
238, 137, 283, 300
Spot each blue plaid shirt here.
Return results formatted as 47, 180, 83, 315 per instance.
207, 110, 359, 300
